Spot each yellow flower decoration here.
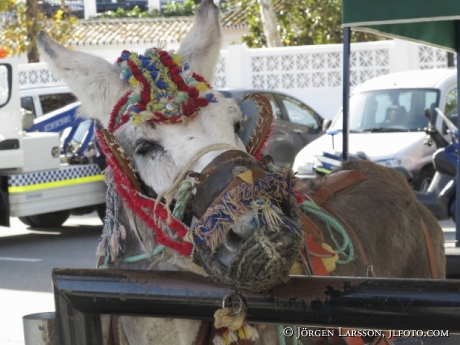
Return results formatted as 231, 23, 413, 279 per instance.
132, 114, 142, 125
196, 82, 208, 91
171, 53, 184, 66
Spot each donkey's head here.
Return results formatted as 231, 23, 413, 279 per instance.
37, 0, 304, 292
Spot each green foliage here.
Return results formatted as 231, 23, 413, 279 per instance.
94, 0, 232, 19
1, 0, 79, 61
95, 0, 198, 19
236, 0, 382, 47
0, 0, 16, 12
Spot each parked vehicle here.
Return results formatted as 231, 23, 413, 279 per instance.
96, 0, 147, 13
218, 89, 331, 167
415, 108, 458, 222
292, 69, 458, 191
20, 84, 78, 121
37, 0, 84, 18
0, 60, 106, 228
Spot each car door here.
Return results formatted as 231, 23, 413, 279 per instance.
275, 93, 323, 159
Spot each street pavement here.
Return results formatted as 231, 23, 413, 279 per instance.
0, 213, 102, 345
0, 215, 457, 344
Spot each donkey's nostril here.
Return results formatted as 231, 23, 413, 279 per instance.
223, 215, 254, 252
224, 229, 245, 252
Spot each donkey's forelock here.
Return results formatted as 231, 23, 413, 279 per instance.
36, 0, 223, 128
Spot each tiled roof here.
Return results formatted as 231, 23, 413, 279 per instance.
220, 6, 247, 28
68, 8, 248, 47
0, 6, 248, 47
69, 17, 194, 46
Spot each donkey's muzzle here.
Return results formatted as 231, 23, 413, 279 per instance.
190, 151, 304, 293
191, 150, 265, 219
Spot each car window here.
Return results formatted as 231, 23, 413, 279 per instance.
21, 96, 36, 118
445, 88, 457, 117
39, 92, 77, 115
256, 93, 282, 120
278, 94, 318, 129
444, 88, 458, 127
331, 88, 439, 132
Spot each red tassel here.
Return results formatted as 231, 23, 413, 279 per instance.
188, 88, 198, 98
95, 130, 193, 257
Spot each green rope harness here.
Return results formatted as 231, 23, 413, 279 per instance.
98, 245, 166, 268
269, 160, 354, 264
122, 244, 167, 263
277, 325, 303, 345
173, 180, 193, 220
278, 326, 287, 345
300, 200, 354, 264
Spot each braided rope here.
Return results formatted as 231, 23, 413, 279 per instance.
122, 245, 166, 263
172, 180, 193, 220
267, 162, 280, 172
154, 143, 235, 223
278, 326, 287, 345
268, 160, 355, 265
300, 200, 354, 264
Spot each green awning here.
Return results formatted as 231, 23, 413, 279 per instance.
342, 0, 460, 52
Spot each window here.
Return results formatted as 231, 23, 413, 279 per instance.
331, 89, 439, 132
443, 88, 458, 128
252, 92, 283, 120
39, 93, 77, 115
278, 94, 318, 129
445, 89, 458, 117
21, 96, 36, 118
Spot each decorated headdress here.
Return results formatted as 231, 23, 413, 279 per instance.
108, 48, 217, 132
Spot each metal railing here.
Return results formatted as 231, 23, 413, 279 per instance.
52, 268, 460, 345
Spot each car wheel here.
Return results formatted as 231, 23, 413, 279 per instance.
28, 210, 71, 228
96, 204, 106, 223
450, 199, 456, 223
414, 169, 434, 192
18, 216, 37, 227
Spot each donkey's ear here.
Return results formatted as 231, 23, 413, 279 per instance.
177, 0, 222, 83
36, 31, 129, 128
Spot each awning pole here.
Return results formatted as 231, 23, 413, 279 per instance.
342, 27, 350, 161
456, 20, 460, 247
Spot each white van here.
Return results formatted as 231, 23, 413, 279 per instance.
292, 69, 458, 191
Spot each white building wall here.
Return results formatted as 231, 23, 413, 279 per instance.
213, 39, 453, 120
15, 39, 452, 121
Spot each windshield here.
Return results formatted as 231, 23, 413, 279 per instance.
331, 89, 439, 132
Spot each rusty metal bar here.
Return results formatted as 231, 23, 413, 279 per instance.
53, 269, 460, 344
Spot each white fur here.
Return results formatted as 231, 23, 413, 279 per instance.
35, 1, 275, 344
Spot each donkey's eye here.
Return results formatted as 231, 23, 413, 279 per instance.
135, 140, 162, 156
234, 121, 242, 133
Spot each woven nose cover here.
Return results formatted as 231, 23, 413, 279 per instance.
108, 48, 217, 132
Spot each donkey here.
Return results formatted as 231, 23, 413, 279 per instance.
36, 0, 445, 343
